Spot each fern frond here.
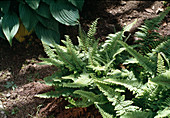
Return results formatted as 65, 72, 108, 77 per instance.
117, 40, 156, 74
155, 107, 170, 118
150, 70, 170, 88
62, 73, 92, 88
73, 90, 108, 104
39, 58, 64, 67
68, 96, 93, 108
95, 104, 114, 118
120, 111, 152, 118
96, 82, 123, 105
104, 78, 144, 95
157, 53, 166, 74
87, 18, 99, 39
42, 42, 56, 58
154, 39, 170, 59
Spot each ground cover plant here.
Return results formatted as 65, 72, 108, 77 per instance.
0, 0, 84, 46
36, 7, 170, 118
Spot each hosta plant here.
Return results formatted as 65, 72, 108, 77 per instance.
36, 18, 170, 118
0, 0, 84, 46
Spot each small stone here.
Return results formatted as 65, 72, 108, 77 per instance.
11, 93, 17, 99
6, 93, 11, 98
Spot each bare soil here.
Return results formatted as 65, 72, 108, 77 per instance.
0, 1, 169, 118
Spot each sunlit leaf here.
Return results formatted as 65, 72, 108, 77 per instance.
50, 0, 79, 26
25, 0, 40, 10
35, 23, 60, 47
2, 12, 19, 46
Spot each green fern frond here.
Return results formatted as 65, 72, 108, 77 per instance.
42, 42, 56, 58
157, 53, 166, 74
87, 18, 99, 39
120, 111, 152, 118
73, 90, 108, 104
104, 78, 144, 95
62, 73, 93, 88
155, 107, 170, 118
68, 96, 93, 108
117, 40, 156, 74
96, 82, 123, 105
154, 39, 170, 59
150, 70, 170, 88
95, 104, 114, 118
135, 7, 170, 54
39, 58, 64, 67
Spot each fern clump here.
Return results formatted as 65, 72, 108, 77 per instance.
36, 12, 170, 117
135, 7, 170, 55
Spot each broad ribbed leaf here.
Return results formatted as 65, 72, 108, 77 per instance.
25, 0, 40, 10
36, 15, 59, 32
2, 12, 19, 46
68, 0, 84, 11
35, 23, 60, 47
19, 3, 38, 31
0, 1, 11, 14
35, 2, 51, 18
50, 0, 79, 26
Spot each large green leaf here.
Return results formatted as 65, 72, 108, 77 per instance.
68, 0, 84, 11
0, 16, 5, 39
35, 2, 51, 18
0, 1, 11, 14
36, 15, 59, 32
2, 12, 19, 46
25, 0, 40, 10
35, 23, 60, 47
50, 0, 79, 26
42, 0, 54, 5
19, 3, 38, 31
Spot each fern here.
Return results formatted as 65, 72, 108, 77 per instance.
120, 111, 152, 118
37, 16, 170, 118
117, 40, 156, 74
151, 70, 170, 88
157, 53, 166, 74
135, 7, 170, 54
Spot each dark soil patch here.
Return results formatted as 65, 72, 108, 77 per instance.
0, 1, 169, 118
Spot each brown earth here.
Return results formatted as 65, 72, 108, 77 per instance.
0, 1, 169, 118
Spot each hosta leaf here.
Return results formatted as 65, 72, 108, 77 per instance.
35, 2, 51, 18
42, 0, 54, 5
50, 0, 79, 26
68, 0, 84, 11
36, 15, 59, 32
19, 3, 38, 31
2, 12, 19, 46
35, 23, 60, 47
0, 1, 11, 14
0, 17, 5, 39
25, 0, 40, 10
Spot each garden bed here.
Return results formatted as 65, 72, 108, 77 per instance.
0, 1, 169, 118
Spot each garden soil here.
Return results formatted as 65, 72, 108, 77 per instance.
0, 1, 169, 118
